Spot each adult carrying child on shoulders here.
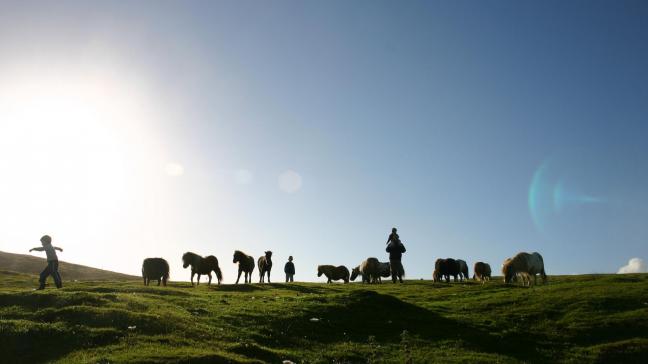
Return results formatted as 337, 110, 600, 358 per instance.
385, 228, 406, 283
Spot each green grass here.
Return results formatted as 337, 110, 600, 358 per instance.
1, 272, 647, 363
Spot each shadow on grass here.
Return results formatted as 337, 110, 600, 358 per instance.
235, 290, 555, 362
212, 284, 268, 292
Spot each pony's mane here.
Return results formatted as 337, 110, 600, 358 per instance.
182, 251, 199, 262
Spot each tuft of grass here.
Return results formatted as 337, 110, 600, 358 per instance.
0, 272, 647, 363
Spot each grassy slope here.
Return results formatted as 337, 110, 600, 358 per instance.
0, 251, 139, 281
1, 272, 647, 363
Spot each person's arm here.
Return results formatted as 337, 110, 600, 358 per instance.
401, 244, 406, 253
30, 247, 44, 252
54, 247, 63, 252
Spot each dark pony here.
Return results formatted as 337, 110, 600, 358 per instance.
142, 258, 169, 286
433, 258, 460, 283
182, 252, 223, 286
233, 250, 255, 284
257, 251, 273, 283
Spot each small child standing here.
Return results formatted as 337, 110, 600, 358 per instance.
29, 235, 63, 290
284, 256, 295, 282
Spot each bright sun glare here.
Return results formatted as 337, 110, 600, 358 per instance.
0, 66, 166, 256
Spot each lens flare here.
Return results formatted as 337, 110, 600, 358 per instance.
529, 160, 604, 232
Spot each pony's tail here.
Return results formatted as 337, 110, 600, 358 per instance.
215, 265, 223, 284
163, 261, 170, 282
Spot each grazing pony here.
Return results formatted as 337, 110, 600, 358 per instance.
473, 262, 491, 283
233, 250, 255, 284
433, 258, 460, 283
350, 257, 381, 284
182, 252, 223, 286
257, 251, 273, 283
142, 258, 169, 286
317, 265, 350, 283
457, 259, 469, 282
502, 252, 547, 286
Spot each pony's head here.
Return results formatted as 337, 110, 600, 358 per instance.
182, 252, 193, 268
317, 266, 323, 277
432, 269, 440, 282
233, 250, 241, 264
350, 266, 361, 281
264, 251, 273, 260
502, 260, 516, 283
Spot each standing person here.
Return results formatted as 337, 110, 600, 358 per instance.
284, 256, 295, 282
29, 235, 63, 290
386, 228, 406, 283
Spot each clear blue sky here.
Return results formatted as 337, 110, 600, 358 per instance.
0, 1, 647, 280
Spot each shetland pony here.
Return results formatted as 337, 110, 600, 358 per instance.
457, 259, 469, 282
233, 250, 255, 284
502, 252, 547, 286
182, 252, 223, 286
433, 258, 460, 282
473, 261, 491, 283
350, 257, 381, 284
142, 258, 169, 286
257, 251, 273, 283
317, 265, 350, 283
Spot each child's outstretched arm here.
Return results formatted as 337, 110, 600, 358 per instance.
30, 247, 45, 252
54, 247, 63, 252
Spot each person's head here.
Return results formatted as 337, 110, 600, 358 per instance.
40, 235, 52, 246
392, 227, 397, 233
288, 256, 293, 262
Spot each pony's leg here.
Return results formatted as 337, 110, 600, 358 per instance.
268, 270, 271, 283
157, 279, 161, 286
207, 273, 212, 285
236, 269, 242, 284
191, 272, 195, 286
259, 269, 263, 283
197, 274, 201, 286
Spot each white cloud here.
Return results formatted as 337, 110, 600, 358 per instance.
164, 162, 184, 177
278, 170, 302, 193
617, 258, 647, 274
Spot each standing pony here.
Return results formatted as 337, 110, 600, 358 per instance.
257, 251, 273, 283
182, 252, 223, 286
473, 261, 492, 283
457, 259, 469, 282
233, 250, 255, 284
142, 258, 169, 286
502, 252, 547, 286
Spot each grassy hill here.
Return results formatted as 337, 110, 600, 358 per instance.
0, 251, 139, 281
0, 272, 647, 363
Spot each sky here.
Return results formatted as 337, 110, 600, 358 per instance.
0, 1, 647, 281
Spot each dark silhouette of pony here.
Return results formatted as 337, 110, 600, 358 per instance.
433, 258, 460, 283
142, 258, 169, 286
182, 252, 223, 286
473, 261, 492, 283
233, 250, 255, 284
257, 251, 273, 283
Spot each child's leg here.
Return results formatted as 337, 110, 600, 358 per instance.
51, 261, 62, 288
285, 274, 289, 283
290, 274, 294, 282
39, 263, 52, 289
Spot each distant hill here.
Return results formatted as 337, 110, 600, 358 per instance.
0, 250, 139, 281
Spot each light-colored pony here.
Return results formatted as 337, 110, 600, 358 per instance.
257, 251, 273, 283
317, 265, 350, 283
350, 257, 381, 284
473, 261, 491, 283
502, 252, 547, 286
233, 250, 255, 284
457, 259, 469, 282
